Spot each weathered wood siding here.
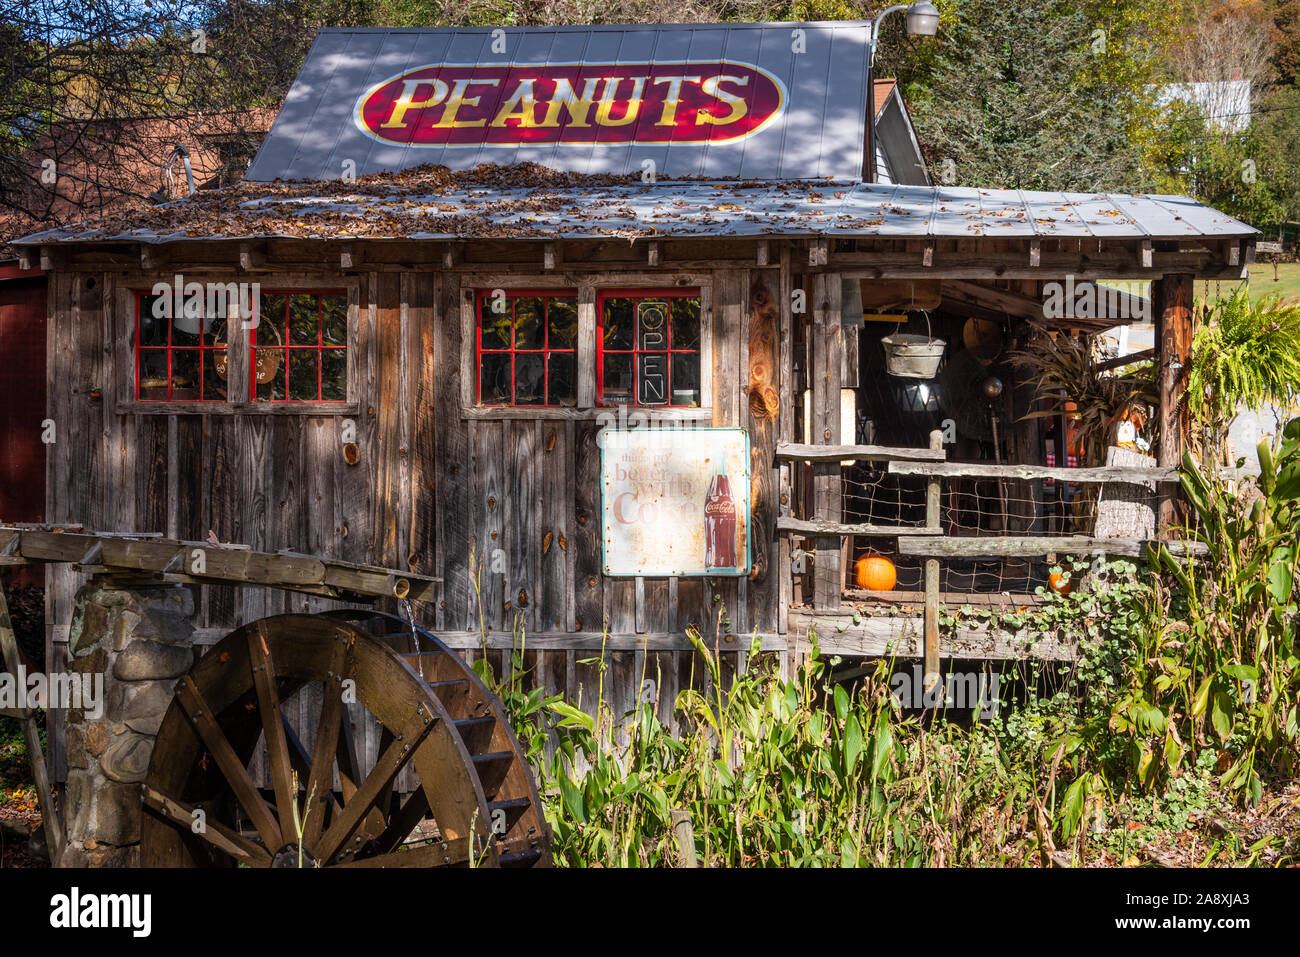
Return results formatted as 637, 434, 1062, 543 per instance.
43, 255, 794, 777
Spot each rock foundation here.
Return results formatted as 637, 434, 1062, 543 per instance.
60, 579, 195, 867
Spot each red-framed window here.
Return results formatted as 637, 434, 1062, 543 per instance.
252, 291, 348, 402
135, 291, 228, 402
476, 291, 578, 406
598, 289, 701, 407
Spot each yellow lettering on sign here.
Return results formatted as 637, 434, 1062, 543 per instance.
696, 74, 750, 126
434, 77, 501, 128
537, 77, 605, 128
491, 78, 544, 127
594, 76, 648, 127
380, 79, 449, 129
652, 75, 702, 126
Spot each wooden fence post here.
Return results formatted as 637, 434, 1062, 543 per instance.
923, 429, 942, 696
810, 273, 843, 610
670, 808, 699, 867
1155, 274, 1193, 531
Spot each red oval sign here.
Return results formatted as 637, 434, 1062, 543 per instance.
354, 61, 786, 147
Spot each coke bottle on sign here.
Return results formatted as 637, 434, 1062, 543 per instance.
704, 454, 737, 570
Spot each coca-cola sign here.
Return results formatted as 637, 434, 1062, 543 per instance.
354, 61, 786, 147
600, 427, 750, 577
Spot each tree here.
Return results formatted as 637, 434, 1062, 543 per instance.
902, 0, 1150, 191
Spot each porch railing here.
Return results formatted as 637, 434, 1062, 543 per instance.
776, 435, 1209, 681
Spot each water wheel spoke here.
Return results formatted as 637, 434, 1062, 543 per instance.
300, 679, 345, 846
142, 613, 550, 868
374, 788, 430, 854
174, 675, 282, 850
375, 726, 397, 820
333, 837, 470, 868
142, 784, 272, 866
248, 625, 297, 842
333, 698, 385, 838
315, 705, 439, 863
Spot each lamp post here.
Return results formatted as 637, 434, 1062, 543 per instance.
865, 1, 939, 183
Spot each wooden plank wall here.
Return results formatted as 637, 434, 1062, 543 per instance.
43, 261, 782, 778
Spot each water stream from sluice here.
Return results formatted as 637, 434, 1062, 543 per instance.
399, 597, 424, 680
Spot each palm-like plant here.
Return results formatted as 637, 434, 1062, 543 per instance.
1010, 329, 1158, 467
1186, 289, 1300, 460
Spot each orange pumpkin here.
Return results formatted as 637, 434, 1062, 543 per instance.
855, 555, 897, 591
1048, 571, 1073, 595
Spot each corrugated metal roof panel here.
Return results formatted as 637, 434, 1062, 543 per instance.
15, 180, 1259, 246
244, 23, 873, 183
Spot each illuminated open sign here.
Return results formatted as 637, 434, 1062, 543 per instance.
635, 300, 669, 406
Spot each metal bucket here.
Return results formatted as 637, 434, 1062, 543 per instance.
881, 333, 946, 378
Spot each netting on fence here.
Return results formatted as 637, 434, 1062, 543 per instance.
832, 462, 1151, 596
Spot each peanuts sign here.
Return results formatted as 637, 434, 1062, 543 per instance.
354, 61, 786, 147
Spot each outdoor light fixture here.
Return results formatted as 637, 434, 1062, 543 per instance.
866, 2, 940, 182
903, 1, 941, 37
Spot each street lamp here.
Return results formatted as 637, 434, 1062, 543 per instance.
866, 2, 940, 183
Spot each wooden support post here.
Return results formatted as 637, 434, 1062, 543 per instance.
810, 274, 843, 611
670, 808, 698, 867
923, 429, 942, 694
1155, 274, 1193, 532
0, 581, 63, 864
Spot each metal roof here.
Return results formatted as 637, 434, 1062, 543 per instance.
244, 23, 873, 183
15, 180, 1259, 245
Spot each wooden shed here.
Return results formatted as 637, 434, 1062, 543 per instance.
13, 22, 1257, 778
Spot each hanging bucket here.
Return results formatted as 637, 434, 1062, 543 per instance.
881, 313, 945, 379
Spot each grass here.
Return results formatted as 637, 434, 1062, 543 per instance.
1197, 262, 1300, 306
1102, 263, 1300, 311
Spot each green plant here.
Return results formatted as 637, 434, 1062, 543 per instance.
1187, 289, 1300, 459
1151, 423, 1300, 803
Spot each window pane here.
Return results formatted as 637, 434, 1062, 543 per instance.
261, 293, 286, 340
514, 353, 544, 405
138, 351, 169, 398
322, 349, 347, 400
203, 350, 229, 401
602, 298, 634, 350
636, 300, 669, 351
288, 350, 320, 400
548, 297, 578, 349
479, 353, 511, 404
602, 354, 633, 405
514, 297, 543, 350
480, 298, 512, 350
171, 350, 201, 399
289, 294, 320, 346
322, 295, 347, 345
636, 353, 669, 406
138, 296, 168, 346
671, 353, 701, 407
254, 349, 285, 400
171, 300, 206, 347
548, 352, 576, 406
204, 316, 229, 349
671, 297, 701, 350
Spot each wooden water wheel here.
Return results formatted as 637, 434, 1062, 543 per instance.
141, 611, 551, 867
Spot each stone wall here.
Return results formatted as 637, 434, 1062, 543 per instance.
60, 579, 195, 867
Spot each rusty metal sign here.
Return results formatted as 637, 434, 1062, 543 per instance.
600, 427, 750, 577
